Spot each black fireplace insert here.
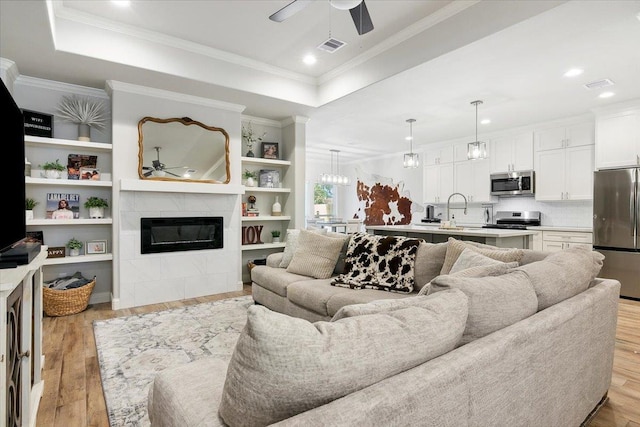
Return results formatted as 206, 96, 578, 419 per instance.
141, 217, 223, 254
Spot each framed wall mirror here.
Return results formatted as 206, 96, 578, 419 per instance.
137, 116, 231, 184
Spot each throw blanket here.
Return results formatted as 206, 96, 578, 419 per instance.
331, 232, 421, 293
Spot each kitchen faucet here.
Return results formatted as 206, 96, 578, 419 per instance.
446, 193, 468, 221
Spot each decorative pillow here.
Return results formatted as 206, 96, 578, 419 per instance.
515, 245, 604, 311
331, 288, 467, 321
218, 294, 469, 426
429, 270, 537, 345
331, 232, 421, 293
440, 237, 524, 275
286, 230, 345, 279
325, 231, 351, 275
417, 261, 519, 296
449, 248, 508, 274
414, 242, 448, 292
279, 228, 327, 268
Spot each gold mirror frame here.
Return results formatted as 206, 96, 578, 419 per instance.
137, 116, 231, 184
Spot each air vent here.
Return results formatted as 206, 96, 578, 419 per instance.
317, 37, 347, 53
584, 78, 615, 90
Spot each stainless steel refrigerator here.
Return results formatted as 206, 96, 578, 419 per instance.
593, 168, 640, 299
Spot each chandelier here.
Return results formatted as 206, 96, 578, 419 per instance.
320, 149, 349, 185
468, 100, 487, 160
403, 118, 419, 168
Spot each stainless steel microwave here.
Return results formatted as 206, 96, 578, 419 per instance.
490, 170, 535, 196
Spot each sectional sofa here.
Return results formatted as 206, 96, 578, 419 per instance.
148, 231, 620, 427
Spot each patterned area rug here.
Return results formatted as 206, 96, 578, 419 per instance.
93, 295, 254, 427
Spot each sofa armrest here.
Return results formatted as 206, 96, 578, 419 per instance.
267, 252, 284, 268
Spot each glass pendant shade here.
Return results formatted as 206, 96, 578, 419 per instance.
320, 150, 349, 185
404, 118, 420, 168
468, 100, 488, 160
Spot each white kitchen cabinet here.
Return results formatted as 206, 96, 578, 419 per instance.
535, 122, 594, 151
423, 145, 454, 166
542, 231, 592, 252
595, 109, 640, 169
490, 132, 534, 173
535, 145, 594, 201
423, 163, 454, 204
453, 158, 492, 203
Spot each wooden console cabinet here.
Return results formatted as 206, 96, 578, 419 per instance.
1, 247, 46, 427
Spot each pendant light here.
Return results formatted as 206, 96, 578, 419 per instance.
403, 118, 420, 168
320, 149, 349, 185
467, 100, 487, 160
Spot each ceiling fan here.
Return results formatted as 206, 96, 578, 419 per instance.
269, 0, 374, 35
142, 147, 188, 177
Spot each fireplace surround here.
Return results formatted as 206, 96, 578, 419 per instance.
141, 217, 223, 254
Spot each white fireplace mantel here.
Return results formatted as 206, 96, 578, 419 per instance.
119, 179, 245, 195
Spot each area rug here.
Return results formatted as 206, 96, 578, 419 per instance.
93, 295, 254, 427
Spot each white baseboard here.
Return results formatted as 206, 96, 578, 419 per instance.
89, 291, 111, 305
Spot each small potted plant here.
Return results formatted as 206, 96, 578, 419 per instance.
243, 169, 258, 187
66, 237, 83, 256
25, 198, 38, 221
271, 230, 281, 243
84, 196, 109, 219
40, 159, 65, 179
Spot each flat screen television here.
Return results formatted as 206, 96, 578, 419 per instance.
0, 78, 41, 268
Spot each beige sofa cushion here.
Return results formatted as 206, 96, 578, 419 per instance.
249, 265, 311, 297
417, 261, 519, 296
440, 237, 524, 275
414, 242, 448, 292
218, 292, 469, 426
286, 230, 346, 279
449, 248, 508, 273
429, 270, 537, 345
515, 245, 604, 311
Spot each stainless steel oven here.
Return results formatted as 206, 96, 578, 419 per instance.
490, 170, 535, 196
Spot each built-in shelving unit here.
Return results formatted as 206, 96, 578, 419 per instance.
43, 253, 113, 265
241, 242, 286, 251
241, 215, 291, 222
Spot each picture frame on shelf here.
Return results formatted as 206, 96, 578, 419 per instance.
26, 231, 44, 244
67, 154, 97, 180
80, 167, 100, 180
46, 193, 80, 219
86, 240, 107, 254
261, 142, 279, 159
259, 169, 280, 188
22, 109, 53, 137
46, 246, 65, 258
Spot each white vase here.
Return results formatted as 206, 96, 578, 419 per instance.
272, 196, 281, 216
272, 236, 280, 243
246, 177, 256, 187
78, 123, 91, 142
26, 210, 34, 221
69, 248, 80, 257
89, 207, 105, 219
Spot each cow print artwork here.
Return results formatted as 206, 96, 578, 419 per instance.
331, 232, 421, 293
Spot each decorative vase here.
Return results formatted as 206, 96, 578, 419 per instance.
246, 177, 256, 187
272, 236, 280, 243
272, 196, 282, 216
69, 248, 80, 257
44, 170, 62, 179
89, 207, 105, 219
246, 149, 255, 158
78, 123, 91, 142
26, 210, 34, 221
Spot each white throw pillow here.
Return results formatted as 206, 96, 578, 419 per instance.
286, 230, 345, 279
279, 228, 326, 268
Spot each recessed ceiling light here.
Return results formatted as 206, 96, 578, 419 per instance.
111, 0, 131, 7
481, 119, 491, 125
303, 54, 317, 65
564, 68, 584, 77
599, 91, 615, 99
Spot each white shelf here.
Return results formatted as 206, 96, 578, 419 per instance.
27, 218, 113, 226
43, 253, 113, 265
241, 242, 286, 251
244, 187, 291, 193
25, 135, 113, 151
241, 157, 291, 167
242, 215, 291, 222
26, 177, 112, 187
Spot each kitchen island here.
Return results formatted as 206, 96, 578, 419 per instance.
366, 224, 538, 249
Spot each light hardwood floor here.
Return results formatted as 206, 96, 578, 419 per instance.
36, 291, 639, 427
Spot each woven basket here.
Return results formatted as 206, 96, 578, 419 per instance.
43, 278, 95, 317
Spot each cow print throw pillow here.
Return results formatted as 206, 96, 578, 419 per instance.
331, 232, 421, 293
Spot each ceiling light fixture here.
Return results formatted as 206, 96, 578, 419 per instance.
468, 100, 487, 160
320, 149, 349, 185
111, 0, 131, 7
303, 54, 317, 65
564, 68, 584, 77
599, 91, 615, 99
403, 119, 419, 168
481, 118, 491, 125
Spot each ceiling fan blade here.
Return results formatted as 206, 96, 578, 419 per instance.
349, 0, 373, 35
166, 171, 182, 177
269, 0, 313, 22
143, 169, 153, 177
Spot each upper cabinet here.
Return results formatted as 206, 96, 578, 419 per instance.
535, 121, 594, 151
535, 145, 594, 201
490, 132, 534, 173
595, 107, 640, 169
454, 158, 493, 203
423, 145, 454, 166
423, 163, 454, 204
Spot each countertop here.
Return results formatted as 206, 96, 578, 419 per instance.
412, 223, 593, 233
366, 224, 538, 238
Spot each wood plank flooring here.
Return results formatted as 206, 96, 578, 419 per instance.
35, 291, 639, 427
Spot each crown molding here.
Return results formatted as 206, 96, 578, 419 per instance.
241, 115, 282, 128
16, 75, 109, 98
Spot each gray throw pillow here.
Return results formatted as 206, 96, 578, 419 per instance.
440, 237, 524, 275
325, 231, 351, 275
286, 230, 345, 279
279, 228, 327, 268
515, 245, 604, 311
414, 242, 448, 292
218, 292, 469, 426
429, 270, 537, 345
417, 261, 519, 296
449, 248, 507, 274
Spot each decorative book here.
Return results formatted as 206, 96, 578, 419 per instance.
46, 193, 80, 219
